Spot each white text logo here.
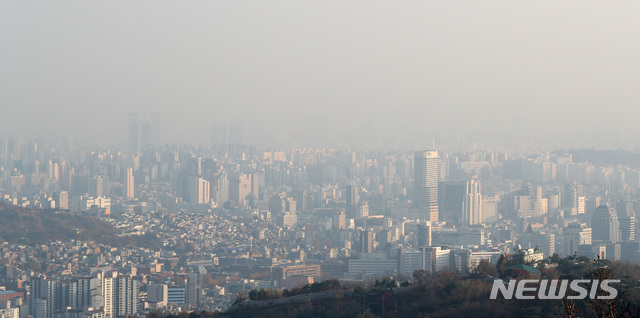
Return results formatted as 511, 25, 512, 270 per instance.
490, 279, 620, 300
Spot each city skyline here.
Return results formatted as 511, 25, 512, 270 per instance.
4, 1, 640, 317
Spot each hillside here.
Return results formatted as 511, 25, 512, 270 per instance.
0, 203, 159, 248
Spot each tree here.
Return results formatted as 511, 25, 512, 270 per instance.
470, 259, 497, 278
561, 255, 640, 317
413, 269, 429, 284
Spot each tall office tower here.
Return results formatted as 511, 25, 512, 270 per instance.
417, 223, 432, 247
620, 215, 637, 242
438, 181, 466, 225
125, 168, 135, 199
591, 205, 620, 244
618, 201, 636, 242
53, 191, 69, 210
360, 230, 374, 254
345, 184, 360, 219
463, 180, 482, 226
187, 176, 210, 204
562, 222, 592, 257
128, 113, 141, 153
186, 273, 200, 308
414, 150, 439, 222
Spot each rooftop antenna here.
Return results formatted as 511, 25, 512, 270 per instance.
432, 137, 436, 150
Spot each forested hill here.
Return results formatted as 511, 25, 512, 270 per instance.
0, 203, 159, 248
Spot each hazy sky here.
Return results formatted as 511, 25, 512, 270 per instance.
2, 1, 640, 150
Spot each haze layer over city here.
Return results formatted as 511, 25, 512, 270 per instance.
2, 1, 640, 318
3, 1, 640, 150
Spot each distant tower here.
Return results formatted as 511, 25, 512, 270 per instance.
125, 168, 135, 199
345, 184, 360, 219
360, 230, 374, 254
188, 176, 210, 204
463, 180, 482, 226
591, 205, 620, 243
53, 191, 69, 210
128, 113, 141, 153
141, 113, 160, 148
414, 150, 439, 222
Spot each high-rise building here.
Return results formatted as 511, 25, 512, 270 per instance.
53, 191, 69, 210
213, 172, 229, 206
333, 210, 346, 230
463, 180, 482, 226
187, 176, 210, 204
147, 284, 168, 308
360, 230, 374, 254
357, 201, 369, 218
186, 273, 200, 308
125, 168, 135, 199
230, 172, 258, 207
128, 113, 141, 154
592, 205, 620, 244
417, 223, 432, 247
29, 277, 57, 318
129, 113, 159, 152
438, 181, 465, 225
617, 201, 636, 242
103, 274, 139, 318
345, 184, 360, 219
517, 231, 555, 258
420, 246, 450, 275
563, 222, 592, 257
141, 113, 160, 148
414, 150, 439, 222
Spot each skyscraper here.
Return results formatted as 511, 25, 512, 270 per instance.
125, 168, 135, 199
230, 172, 258, 207
128, 113, 141, 154
414, 150, 439, 222
360, 230, 374, 254
188, 176, 210, 204
345, 184, 360, 219
186, 273, 200, 308
591, 205, 620, 244
463, 180, 482, 226
141, 113, 160, 148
